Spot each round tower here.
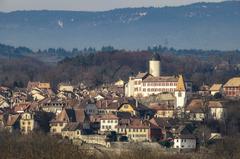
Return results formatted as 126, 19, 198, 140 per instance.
149, 53, 161, 77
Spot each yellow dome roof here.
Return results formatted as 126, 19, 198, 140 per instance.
176, 75, 186, 91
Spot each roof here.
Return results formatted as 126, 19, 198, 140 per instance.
135, 72, 149, 79
148, 103, 174, 111
150, 117, 171, 128
117, 118, 149, 129
187, 99, 224, 113
151, 53, 161, 61
210, 84, 223, 91
52, 108, 87, 123
224, 77, 240, 87
62, 122, 82, 131
143, 75, 178, 82
176, 134, 196, 139
13, 103, 31, 113
99, 114, 118, 120
176, 75, 186, 91
208, 101, 225, 108
186, 99, 205, 113
96, 100, 120, 110
6, 114, 20, 126
117, 112, 132, 119
156, 93, 176, 101
123, 98, 149, 111
27, 81, 51, 90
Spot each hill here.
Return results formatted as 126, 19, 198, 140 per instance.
0, 1, 239, 50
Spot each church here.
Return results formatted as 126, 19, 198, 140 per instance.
124, 54, 192, 108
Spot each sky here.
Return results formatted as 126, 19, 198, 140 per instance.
0, 0, 225, 12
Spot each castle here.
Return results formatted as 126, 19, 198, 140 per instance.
125, 55, 192, 108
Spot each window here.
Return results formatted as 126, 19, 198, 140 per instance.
22, 121, 25, 125
102, 125, 105, 129
178, 92, 182, 97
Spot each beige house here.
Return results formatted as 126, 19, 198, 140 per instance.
117, 119, 150, 142
20, 112, 34, 134
100, 114, 118, 132
61, 122, 82, 140
186, 99, 206, 121
223, 77, 240, 97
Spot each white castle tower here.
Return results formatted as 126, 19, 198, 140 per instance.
149, 54, 161, 77
174, 75, 187, 109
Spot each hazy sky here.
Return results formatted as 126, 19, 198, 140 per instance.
0, 0, 225, 12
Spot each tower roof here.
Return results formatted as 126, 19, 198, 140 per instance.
176, 75, 186, 91
151, 53, 161, 61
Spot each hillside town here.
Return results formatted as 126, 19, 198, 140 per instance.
0, 55, 239, 152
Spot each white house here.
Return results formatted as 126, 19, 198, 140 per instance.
173, 134, 196, 150
208, 101, 226, 120
125, 58, 192, 98
100, 114, 118, 132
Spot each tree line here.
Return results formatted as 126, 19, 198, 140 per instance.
0, 43, 240, 89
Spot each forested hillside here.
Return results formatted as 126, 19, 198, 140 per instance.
0, 1, 239, 50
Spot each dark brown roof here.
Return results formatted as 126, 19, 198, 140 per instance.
150, 117, 171, 128
52, 108, 87, 123
62, 122, 82, 131
117, 118, 149, 129
148, 103, 174, 111
143, 76, 178, 82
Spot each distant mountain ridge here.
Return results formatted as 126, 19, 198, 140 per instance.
0, 1, 239, 50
